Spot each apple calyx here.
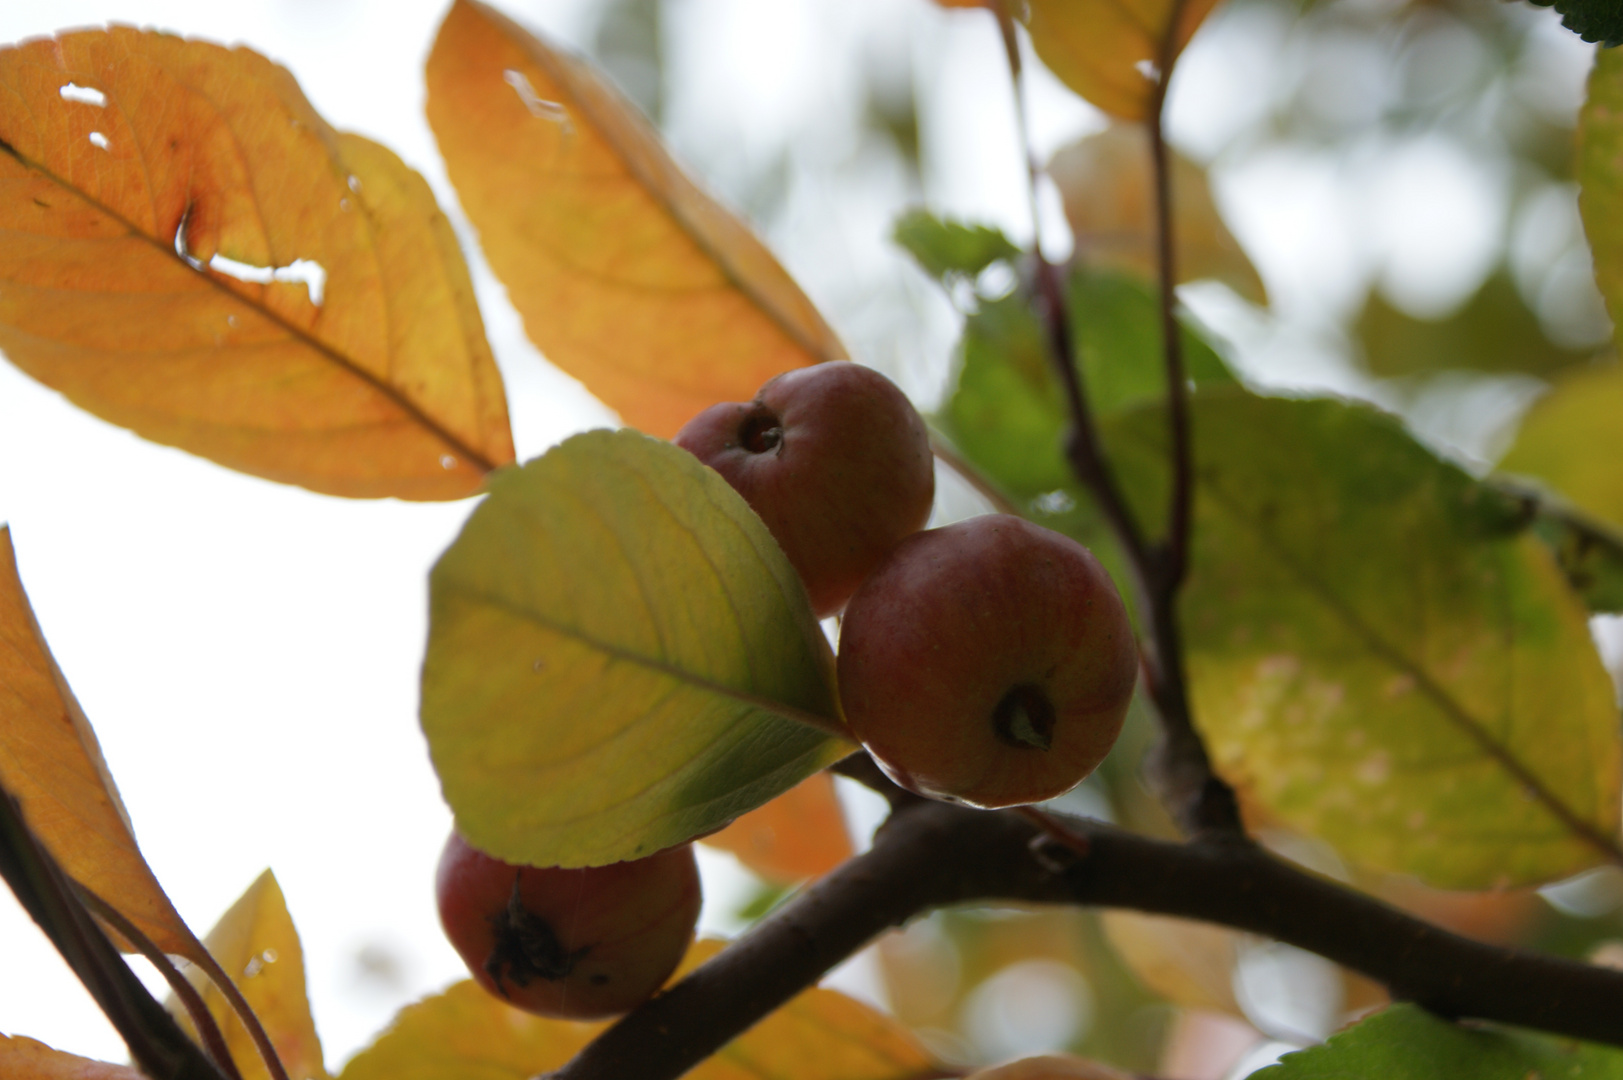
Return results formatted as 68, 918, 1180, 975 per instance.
993, 684, 1056, 751
735, 405, 784, 454
484, 875, 592, 992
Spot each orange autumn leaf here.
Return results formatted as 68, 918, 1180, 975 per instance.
0, 27, 513, 500
0, 526, 207, 964
425, 0, 847, 438
1048, 123, 1264, 303
703, 772, 852, 883
169, 871, 329, 1080
1025, 0, 1225, 122
0, 1036, 142, 1080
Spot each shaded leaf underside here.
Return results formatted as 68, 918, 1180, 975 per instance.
422, 430, 849, 869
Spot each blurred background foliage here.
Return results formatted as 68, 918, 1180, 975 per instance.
564, 0, 1623, 1074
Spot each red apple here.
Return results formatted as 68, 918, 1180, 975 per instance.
674, 362, 934, 617
836, 515, 1137, 808
435, 831, 701, 1019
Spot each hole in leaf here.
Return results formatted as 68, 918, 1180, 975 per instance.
59, 83, 106, 107
503, 69, 573, 131
209, 254, 328, 307
87, 131, 110, 150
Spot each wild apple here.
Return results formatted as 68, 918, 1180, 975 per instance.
836, 515, 1137, 808
674, 362, 934, 617
435, 831, 701, 1019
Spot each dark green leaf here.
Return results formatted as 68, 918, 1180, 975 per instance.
1513, 485, 1623, 613
892, 210, 1021, 283
1255, 1003, 1623, 1078
1529, 0, 1623, 47
939, 266, 1234, 502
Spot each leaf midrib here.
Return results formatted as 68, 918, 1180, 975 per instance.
1195, 464, 1623, 865
436, 577, 848, 742
0, 140, 501, 476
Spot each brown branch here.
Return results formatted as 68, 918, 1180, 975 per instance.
550, 799, 1623, 1080
0, 786, 232, 1080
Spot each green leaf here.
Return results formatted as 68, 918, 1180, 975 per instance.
1355, 271, 1596, 380
892, 210, 1022, 283
1110, 391, 1622, 888
1499, 363, 1623, 535
939, 266, 1233, 502
1255, 1003, 1623, 1079
1581, 49, 1623, 344
1530, 0, 1623, 47
421, 429, 851, 869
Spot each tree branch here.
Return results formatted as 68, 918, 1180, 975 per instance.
550, 798, 1623, 1080
0, 786, 233, 1080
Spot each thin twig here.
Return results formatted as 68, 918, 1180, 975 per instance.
1149, 0, 1193, 592
188, 949, 295, 1080
79, 892, 244, 1080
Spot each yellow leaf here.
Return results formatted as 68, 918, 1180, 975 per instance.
422, 429, 852, 869
169, 871, 328, 1080
0, 27, 513, 499
341, 942, 940, 1080
1025, 0, 1225, 122
0, 526, 206, 963
1048, 124, 1264, 303
700, 980, 939, 1080
336, 980, 602, 1080
1098, 910, 1240, 1015
425, 0, 847, 437
1500, 363, 1623, 535
0, 1035, 142, 1080
702, 771, 852, 883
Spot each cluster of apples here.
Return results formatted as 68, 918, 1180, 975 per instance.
434, 362, 1137, 1022
679, 362, 1138, 810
